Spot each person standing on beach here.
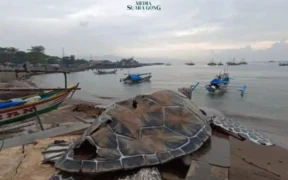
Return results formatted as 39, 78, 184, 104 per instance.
22, 63, 28, 72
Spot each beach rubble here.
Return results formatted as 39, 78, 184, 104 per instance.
0, 128, 287, 180
0, 92, 287, 179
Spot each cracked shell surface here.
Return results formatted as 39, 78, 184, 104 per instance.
54, 90, 210, 175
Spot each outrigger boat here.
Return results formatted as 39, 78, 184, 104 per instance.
205, 72, 230, 93
179, 66, 247, 99
0, 84, 79, 126
120, 73, 152, 84
94, 69, 117, 74
0, 68, 81, 128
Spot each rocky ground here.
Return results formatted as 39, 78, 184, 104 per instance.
0, 135, 287, 180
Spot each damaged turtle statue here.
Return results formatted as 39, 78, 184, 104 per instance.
42, 90, 274, 180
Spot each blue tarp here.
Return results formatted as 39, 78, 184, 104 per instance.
0, 100, 26, 110
210, 78, 222, 84
211, 77, 229, 84
223, 77, 229, 81
130, 74, 141, 81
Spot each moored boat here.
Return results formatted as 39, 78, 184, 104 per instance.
279, 62, 288, 66
239, 58, 248, 65
120, 73, 152, 84
226, 58, 240, 66
218, 61, 223, 66
185, 62, 195, 66
205, 73, 230, 93
207, 59, 217, 66
0, 84, 78, 126
182, 65, 246, 98
94, 69, 117, 74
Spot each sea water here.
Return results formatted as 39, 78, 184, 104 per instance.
31, 62, 288, 121
31, 62, 288, 148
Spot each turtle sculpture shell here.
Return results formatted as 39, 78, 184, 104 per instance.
54, 90, 212, 174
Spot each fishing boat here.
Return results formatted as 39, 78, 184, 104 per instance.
207, 59, 217, 66
218, 61, 223, 66
205, 73, 230, 93
120, 73, 152, 84
94, 69, 117, 74
226, 58, 240, 66
185, 65, 247, 97
279, 62, 288, 66
185, 62, 195, 66
0, 84, 78, 126
239, 58, 248, 65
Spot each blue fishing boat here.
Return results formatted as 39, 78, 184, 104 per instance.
120, 73, 152, 84
205, 72, 230, 93
179, 65, 247, 99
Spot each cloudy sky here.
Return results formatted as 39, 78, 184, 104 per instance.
0, 0, 288, 61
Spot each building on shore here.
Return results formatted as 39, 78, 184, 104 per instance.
119, 58, 139, 66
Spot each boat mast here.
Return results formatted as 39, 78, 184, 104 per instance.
61, 47, 65, 66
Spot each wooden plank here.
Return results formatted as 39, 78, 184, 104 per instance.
185, 160, 229, 180
192, 131, 231, 167
33, 106, 44, 131
0, 121, 35, 132
0, 122, 90, 149
0, 88, 81, 91
69, 82, 79, 99
75, 116, 94, 124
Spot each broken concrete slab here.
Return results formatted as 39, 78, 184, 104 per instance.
0, 122, 90, 149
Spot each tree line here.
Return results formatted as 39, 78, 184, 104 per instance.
0, 46, 88, 65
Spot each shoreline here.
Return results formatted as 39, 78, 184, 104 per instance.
3, 73, 288, 150
22, 74, 288, 150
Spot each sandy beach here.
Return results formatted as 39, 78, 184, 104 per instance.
0, 73, 288, 180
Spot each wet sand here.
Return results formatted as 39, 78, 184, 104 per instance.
230, 136, 288, 180
224, 113, 288, 150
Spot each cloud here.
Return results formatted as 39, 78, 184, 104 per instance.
80, 21, 89, 28
210, 40, 288, 62
0, 0, 288, 61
